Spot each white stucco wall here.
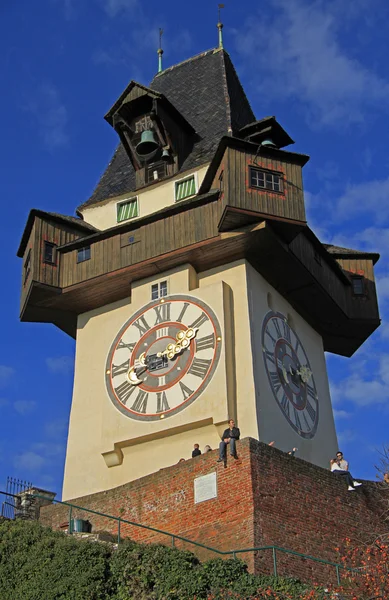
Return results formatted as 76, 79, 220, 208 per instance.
63, 259, 338, 500
79, 165, 209, 231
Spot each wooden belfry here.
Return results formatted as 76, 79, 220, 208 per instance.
17, 28, 380, 501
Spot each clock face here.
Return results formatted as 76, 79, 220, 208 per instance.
105, 295, 222, 421
261, 311, 319, 439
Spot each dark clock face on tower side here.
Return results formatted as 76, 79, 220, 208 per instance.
261, 311, 319, 439
105, 295, 222, 421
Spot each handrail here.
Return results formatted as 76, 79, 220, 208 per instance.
29, 492, 353, 584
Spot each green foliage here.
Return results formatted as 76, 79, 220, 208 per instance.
0, 519, 111, 600
0, 519, 315, 600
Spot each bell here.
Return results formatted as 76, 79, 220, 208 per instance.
136, 130, 159, 157
161, 148, 170, 161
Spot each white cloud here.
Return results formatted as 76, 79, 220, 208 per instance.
32, 443, 65, 457
101, 0, 138, 17
337, 429, 357, 445
24, 84, 69, 151
13, 441, 65, 474
336, 179, 389, 223
45, 418, 68, 438
333, 409, 351, 419
0, 366, 15, 388
46, 356, 73, 374
13, 400, 37, 416
14, 452, 47, 471
330, 353, 389, 407
234, 0, 389, 127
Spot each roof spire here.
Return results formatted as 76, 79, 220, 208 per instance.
157, 28, 164, 73
217, 4, 225, 49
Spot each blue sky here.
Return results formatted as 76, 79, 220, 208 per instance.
1, 0, 389, 500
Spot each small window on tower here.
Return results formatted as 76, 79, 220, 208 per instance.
352, 276, 365, 296
151, 281, 168, 300
117, 198, 138, 223
175, 175, 197, 202
24, 249, 31, 285
77, 246, 91, 263
145, 162, 167, 184
43, 241, 57, 265
249, 167, 283, 193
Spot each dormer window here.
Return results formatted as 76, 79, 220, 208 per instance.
352, 276, 365, 296
175, 174, 197, 202
249, 166, 283, 193
117, 198, 138, 223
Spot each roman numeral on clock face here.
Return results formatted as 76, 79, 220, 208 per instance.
282, 321, 291, 342
272, 318, 282, 338
153, 303, 171, 325
132, 315, 150, 336
269, 371, 282, 394
188, 357, 211, 378
117, 340, 135, 352
264, 349, 276, 365
189, 312, 209, 330
306, 399, 316, 422
156, 391, 170, 413
131, 390, 149, 413
176, 302, 189, 323
179, 381, 194, 400
281, 393, 290, 417
111, 359, 130, 378
196, 334, 215, 351
294, 408, 302, 431
114, 381, 137, 405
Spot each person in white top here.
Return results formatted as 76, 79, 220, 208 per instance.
330, 451, 362, 492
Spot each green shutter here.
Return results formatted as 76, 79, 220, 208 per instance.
117, 199, 138, 222
175, 176, 196, 201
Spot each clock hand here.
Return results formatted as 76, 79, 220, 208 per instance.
127, 329, 198, 387
158, 327, 198, 360
127, 353, 148, 386
296, 365, 312, 383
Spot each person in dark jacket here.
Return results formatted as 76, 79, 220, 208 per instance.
192, 443, 201, 458
217, 419, 240, 461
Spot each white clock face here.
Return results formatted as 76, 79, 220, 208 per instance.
261, 311, 319, 439
105, 295, 222, 421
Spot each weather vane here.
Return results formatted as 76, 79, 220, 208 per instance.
157, 28, 164, 73
217, 4, 225, 49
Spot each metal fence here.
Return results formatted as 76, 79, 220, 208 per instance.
1, 477, 32, 519
32, 493, 355, 585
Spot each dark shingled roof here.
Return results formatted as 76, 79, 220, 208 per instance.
324, 244, 380, 265
78, 48, 255, 212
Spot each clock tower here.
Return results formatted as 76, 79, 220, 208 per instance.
17, 47, 380, 501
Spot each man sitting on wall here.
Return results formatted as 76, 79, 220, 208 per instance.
330, 451, 362, 492
217, 419, 240, 462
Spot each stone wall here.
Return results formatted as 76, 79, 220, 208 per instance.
40, 438, 388, 583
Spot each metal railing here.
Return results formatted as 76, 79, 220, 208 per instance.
31, 493, 354, 585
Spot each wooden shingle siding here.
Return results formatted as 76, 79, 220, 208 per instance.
289, 234, 349, 315
336, 257, 379, 320
219, 148, 306, 223
59, 200, 222, 288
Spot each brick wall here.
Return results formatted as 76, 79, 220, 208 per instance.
40, 438, 388, 583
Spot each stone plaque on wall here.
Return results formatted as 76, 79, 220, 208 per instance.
194, 472, 217, 504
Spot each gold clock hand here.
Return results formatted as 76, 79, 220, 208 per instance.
158, 327, 198, 360
127, 352, 147, 386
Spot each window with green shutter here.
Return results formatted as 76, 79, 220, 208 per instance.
117, 198, 138, 223
175, 175, 196, 202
